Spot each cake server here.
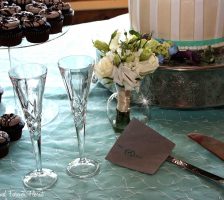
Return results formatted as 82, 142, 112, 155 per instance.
188, 132, 224, 161
166, 155, 224, 184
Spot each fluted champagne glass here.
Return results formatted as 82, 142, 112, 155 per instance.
58, 55, 100, 178
8, 63, 57, 190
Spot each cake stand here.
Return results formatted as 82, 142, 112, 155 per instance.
141, 47, 224, 109
0, 26, 69, 125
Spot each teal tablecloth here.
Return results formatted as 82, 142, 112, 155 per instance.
0, 14, 224, 200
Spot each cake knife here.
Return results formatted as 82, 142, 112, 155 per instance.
188, 132, 224, 161
166, 155, 224, 184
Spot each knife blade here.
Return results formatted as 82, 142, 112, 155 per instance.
188, 132, 224, 161
166, 155, 224, 184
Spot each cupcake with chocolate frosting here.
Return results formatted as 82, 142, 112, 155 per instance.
0, 16, 23, 46
0, 131, 10, 158
51, 1, 74, 25
39, 7, 63, 34
0, 113, 25, 141
23, 14, 51, 43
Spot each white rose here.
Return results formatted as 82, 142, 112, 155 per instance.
136, 54, 159, 76
94, 56, 115, 78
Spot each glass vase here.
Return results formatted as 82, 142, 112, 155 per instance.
107, 84, 151, 136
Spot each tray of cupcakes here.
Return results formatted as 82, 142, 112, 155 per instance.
0, 0, 74, 47
0, 113, 25, 158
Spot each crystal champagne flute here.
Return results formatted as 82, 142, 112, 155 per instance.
58, 55, 100, 178
8, 63, 57, 190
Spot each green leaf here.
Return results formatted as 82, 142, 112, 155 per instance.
129, 30, 141, 38
128, 35, 138, 44
113, 54, 121, 66
93, 40, 110, 53
109, 30, 118, 45
111, 30, 118, 40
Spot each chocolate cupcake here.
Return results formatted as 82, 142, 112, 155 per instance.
0, 113, 25, 141
0, 16, 23, 46
39, 7, 63, 34
51, 1, 74, 25
0, 131, 10, 158
23, 14, 51, 43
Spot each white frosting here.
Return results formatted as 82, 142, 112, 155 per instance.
170, 0, 180, 40
215, 0, 224, 38
149, 0, 158, 39
129, 0, 224, 46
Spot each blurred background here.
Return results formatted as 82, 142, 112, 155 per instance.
68, 0, 128, 24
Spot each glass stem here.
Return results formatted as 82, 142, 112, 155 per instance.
75, 119, 86, 161
30, 134, 43, 173
8, 47, 12, 68
8, 47, 19, 114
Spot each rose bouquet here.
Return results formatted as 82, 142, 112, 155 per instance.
93, 30, 172, 132
93, 30, 161, 91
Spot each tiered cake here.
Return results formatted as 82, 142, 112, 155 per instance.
128, 0, 224, 108
129, 0, 224, 49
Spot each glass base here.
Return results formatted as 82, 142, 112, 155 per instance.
66, 158, 100, 178
23, 168, 57, 190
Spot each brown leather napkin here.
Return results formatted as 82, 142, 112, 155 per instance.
106, 119, 175, 174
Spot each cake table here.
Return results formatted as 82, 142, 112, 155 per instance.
0, 14, 223, 200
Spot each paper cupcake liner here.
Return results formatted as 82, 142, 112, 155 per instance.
48, 18, 64, 34
0, 29, 23, 47
25, 24, 51, 43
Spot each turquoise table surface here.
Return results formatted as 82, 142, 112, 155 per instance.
0, 14, 224, 200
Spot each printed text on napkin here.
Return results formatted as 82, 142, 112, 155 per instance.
106, 119, 175, 174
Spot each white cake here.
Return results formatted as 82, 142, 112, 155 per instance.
128, 0, 224, 49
